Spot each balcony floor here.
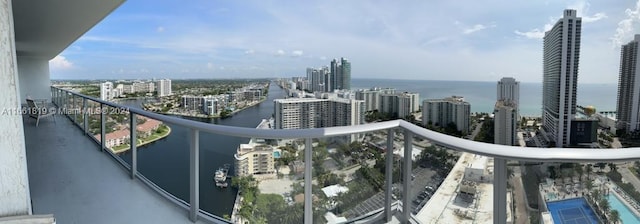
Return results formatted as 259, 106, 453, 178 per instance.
24, 115, 206, 224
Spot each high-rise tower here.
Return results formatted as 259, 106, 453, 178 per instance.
341, 57, 351, 90
542, 9, 582, 147
497, 77, 519, 106
617, 34, 640, 133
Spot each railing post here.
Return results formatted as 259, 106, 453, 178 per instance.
402, 129, 413, 222
494, 158, 507, 224
129, 112, 137, 179
83, 98, 88, 134
63, 92, 67, 114
73, 95, 78, 123
304, 138, 312, 224
189, 129, 200, 222
385, 129, 394, 222
100, 104, 106, 152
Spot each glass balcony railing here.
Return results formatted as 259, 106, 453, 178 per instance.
48, 86, 640, 224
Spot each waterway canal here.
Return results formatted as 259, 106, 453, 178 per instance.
118, 82, 285, 217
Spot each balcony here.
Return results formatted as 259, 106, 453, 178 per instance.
22, 86, 640, 224
24, 109, 210, 224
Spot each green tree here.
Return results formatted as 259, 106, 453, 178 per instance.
610, 209, 620, 224
586, 164, 593, 180
575, 164, 584, 181
599, 197, 610, 214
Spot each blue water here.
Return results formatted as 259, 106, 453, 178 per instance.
608, 193, 640, 224
273, 151, 281, 158
546, 198, 599, 224
351, 79, 617, 117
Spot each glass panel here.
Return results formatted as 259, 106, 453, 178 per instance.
102, 104, 133, 161
86, 100, 102, 142
223, 137, 304, 223
329, 130, 389, 222
73, 95, 82, 126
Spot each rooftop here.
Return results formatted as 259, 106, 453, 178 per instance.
415, 153, 511, 223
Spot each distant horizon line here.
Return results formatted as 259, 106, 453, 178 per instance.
50, 77, 617, 85
51, 76, 618, 85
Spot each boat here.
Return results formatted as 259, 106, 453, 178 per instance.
215, 164, 230, 188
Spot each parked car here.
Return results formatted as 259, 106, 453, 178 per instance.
425, 186, 435, 193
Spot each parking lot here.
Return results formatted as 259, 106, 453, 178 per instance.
342, 166, 443, 218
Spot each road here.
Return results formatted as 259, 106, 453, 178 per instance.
468, 121, 483, 140
510, 165, 529, 224
619, 165, 640, 190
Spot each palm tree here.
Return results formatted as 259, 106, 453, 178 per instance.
591, 189, 601, 205
608, 163, 618, 172
585, 179, 594, 193
586, 164, 593, 180
575, 164, 584, 181
610, 210, 621, 224
600, 198, 610, 215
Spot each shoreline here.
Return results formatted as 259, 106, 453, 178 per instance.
109, 126, 172, 154
156, 97, 268, 120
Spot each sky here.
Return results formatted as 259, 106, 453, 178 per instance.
49, 0, 640, 84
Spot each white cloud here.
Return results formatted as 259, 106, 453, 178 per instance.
319, 56, 327, 60
244, 49, 255, 54
291, 50, 304, 57
582, 12, 607, 23
463, 24, 495, 34
424, 36, 450, 45
568, 1, 607, 23
49, 55, 73, 70
514, 29, 546, 39
157, 26, 165, 32
275, 49, 285, 56
612, 0, 640, 46
207, 62, 214, 69
515, 18, 555, 39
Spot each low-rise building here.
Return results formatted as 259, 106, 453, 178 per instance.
234, 143, 277, 177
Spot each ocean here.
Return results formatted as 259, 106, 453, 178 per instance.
351, 79, 617, 117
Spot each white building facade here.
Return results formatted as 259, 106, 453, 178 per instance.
616, 35, 640, 133
494, 100, 517, 146
274, 98, 365, 129
542, 9, 582, 147
100, 82, 114, 101
497, 77, 519, 109
422, 96, 471, 133
156, 79, 172, 97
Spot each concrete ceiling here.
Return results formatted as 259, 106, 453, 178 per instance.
12, 0, 125, 59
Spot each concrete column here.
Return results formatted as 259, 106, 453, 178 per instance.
402, 130, 413, 222
384, 129, 394, 222
17, 56, 50, 104
494, 158, 507, 224
189, 129, 199, 222
0, 0, 32, 216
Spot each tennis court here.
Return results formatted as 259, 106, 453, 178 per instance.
546, 198, 599, 224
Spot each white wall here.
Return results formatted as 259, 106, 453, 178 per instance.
17, 56, 50, 104
0, 0, 32, 216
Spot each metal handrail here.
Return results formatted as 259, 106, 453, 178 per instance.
50, 85, 640, 224
52, 86, 640, 163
